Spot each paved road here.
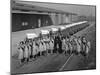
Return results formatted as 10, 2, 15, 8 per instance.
12, 53, 71, 74
11, 53, 85, 74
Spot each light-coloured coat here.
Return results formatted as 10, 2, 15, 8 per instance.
62, 39, 66, 50
32, 42, 37, 55
39, 42, 43, 52
24, 46, 29, 58
49, 40, 54, 50
43, 42, 46, 51
18, 47, 23, 60
28, 45, 31, 57
86, 41, 91, 54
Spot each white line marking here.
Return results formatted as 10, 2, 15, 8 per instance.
59, 54, 74, 71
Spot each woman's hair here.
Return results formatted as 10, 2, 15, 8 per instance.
81, 36, 87, 43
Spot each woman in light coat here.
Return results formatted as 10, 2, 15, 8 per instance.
76, 37, 82, 54
65, 41, 70, 55
39, 42, 43, 56
32, 41, 37, 58
28, 44, 32, 60
43, 41, 47, 56
81, 37, 91, 57
65, 37, 71, 55
49, 39, 54, 54
35, 42, 39, 58
46, 42, 49, 55
68, 41, 73, 54
62, 38, 66, 54
24, 43, 29, 62
71, 37, 78, 54
41, 41, 44, 55
86, 41, 91, 55
18, 44, 24, 64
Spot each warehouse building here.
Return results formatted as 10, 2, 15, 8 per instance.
11, 0, 77, 32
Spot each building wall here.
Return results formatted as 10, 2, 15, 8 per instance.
12, 13, 78, 32
65, 15, 70, 23
58, 14, 62, 24
71, 15, 78, 22
49, 13, 56, 25
12, 13, 53, 32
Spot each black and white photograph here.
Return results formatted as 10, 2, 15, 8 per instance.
11, 0, 96, 74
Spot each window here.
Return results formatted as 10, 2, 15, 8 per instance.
22, 22, 28, 26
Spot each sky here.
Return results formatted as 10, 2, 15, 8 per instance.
15, 0, 96, 16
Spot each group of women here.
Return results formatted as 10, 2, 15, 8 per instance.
17, 29, 91, 65
17, 35, 54, 64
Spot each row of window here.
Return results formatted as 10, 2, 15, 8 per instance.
22, 19, 49, 27
22, 22, 28, 26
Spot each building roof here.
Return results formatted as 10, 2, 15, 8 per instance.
12, 0, 77, 15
